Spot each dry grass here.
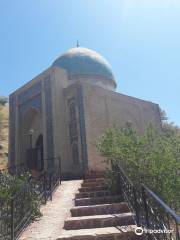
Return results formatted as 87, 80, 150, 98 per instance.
0, 104, 9, 170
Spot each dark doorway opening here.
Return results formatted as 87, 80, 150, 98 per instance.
72, 142, 79, 165
26, 134, 44, 172
35, 134, 44, 171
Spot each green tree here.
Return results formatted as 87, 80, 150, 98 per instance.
97, 123, 180, 211
0, 104, 3, 135
0, 96, 8, 106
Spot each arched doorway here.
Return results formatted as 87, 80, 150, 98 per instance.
21, 107, 43, 173
26, 134, 44, 173
35, 134, 44, 171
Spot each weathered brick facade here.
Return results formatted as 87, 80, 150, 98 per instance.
9, 47, 161, 178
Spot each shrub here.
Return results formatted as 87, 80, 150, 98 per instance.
97, 123, 180, 211
0, 172, 42, 218
0, 105, 3, 134
0, 96, 8, 106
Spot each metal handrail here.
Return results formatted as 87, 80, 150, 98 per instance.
0, 163, 28, 173
0, 156, 62, 240
112, 162, 180, 240
142, 184, 180, 224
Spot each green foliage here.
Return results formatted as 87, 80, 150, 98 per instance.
0, 97, 7, 132
0, 96, 8, 106
160, 109, 168, 121
0, 105, 3, 134
0, 172, 42, 219
104, 169, 120, 195
97, 123, 180, 211
0, 172, 30, 198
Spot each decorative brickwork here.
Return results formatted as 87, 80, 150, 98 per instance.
44, 76, 54, 167
19, 94, 42, 119
77, 84, 88, 172
17, 81, 41, 104
9, 93, 16, 166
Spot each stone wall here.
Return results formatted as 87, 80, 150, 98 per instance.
82, 82, 162, 172
9, 65, 162, 178
62, 83, 86, 178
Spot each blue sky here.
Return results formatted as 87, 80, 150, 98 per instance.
0, 0, 179, 125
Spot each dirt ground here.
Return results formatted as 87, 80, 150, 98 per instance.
19, 180, 82, 240
0, 104, 8, 170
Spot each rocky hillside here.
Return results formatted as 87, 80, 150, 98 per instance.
0, 104, 8, 170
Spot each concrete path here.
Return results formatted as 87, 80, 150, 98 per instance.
19, 180, 82, 240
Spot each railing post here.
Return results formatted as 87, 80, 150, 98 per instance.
116, 165, 123, 199
111, 160, 123, 200
133, 187, 140, 226
11, 199, 14, 240
50, 173, 52, 201
43, 173, 47, 204
142, 186, 151, 239
58, 157, 61, 185
175, 222, 180, 240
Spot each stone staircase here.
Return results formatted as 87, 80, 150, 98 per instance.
57, 174, 144, 240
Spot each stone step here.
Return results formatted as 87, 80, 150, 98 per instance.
83, 178, 105, 183
64, 212, 135, 230
70, 202, 130, 217
75, 195, 122, 206
79, 186, 107, 193
75, 190, 111, 199
85, 171, 105, 179
81, 182, 106, 188
57, 225, 143, 240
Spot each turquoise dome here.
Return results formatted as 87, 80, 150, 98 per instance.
52, 47, 116, 87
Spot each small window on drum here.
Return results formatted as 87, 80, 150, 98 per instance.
72, 142, 79, 165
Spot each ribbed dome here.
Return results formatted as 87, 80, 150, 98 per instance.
52, 47, 116, 89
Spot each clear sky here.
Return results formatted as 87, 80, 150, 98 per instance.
0, 0, 179, 125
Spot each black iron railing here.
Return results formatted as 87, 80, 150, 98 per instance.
0, 197, 12, 240
0, 182, 34, 240
112, 163, 180, 240
0, 163, 29, 176
0, 157, 62, 240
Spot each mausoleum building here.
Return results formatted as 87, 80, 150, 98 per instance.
9, 47, 161, 178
